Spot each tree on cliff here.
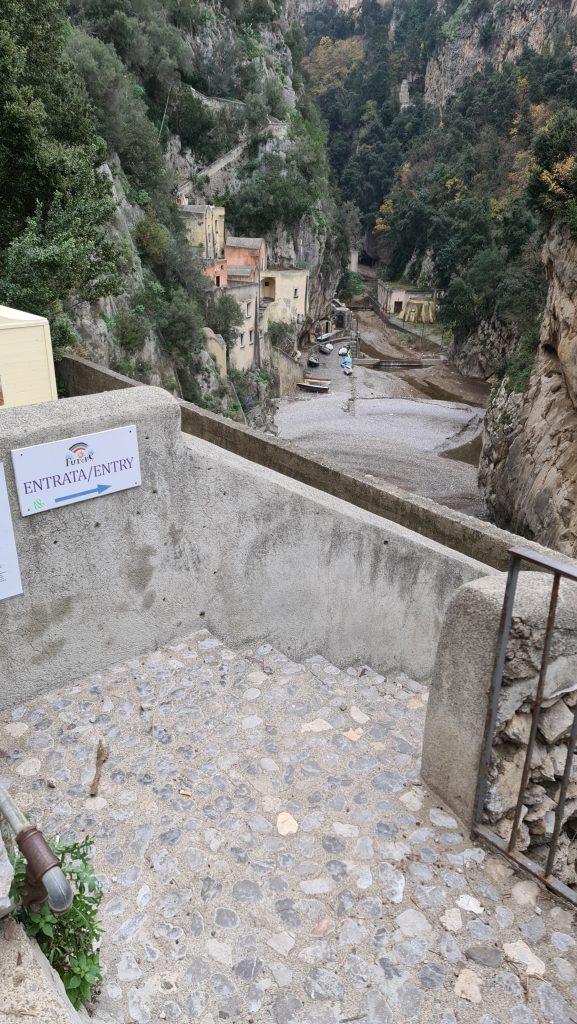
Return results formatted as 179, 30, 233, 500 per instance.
528, 108, 577, 236
0, 0, 125, 350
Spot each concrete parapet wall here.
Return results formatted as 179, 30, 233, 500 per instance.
0, 388, 196, 710
0, 386, 493, 708
421, 575, 506, 825
57, 355, 566, 572
182, 434, 492, 682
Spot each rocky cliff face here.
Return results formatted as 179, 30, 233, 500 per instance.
423, 0, 575, 108
480, 225, 577, 553
449, 317, 518, 380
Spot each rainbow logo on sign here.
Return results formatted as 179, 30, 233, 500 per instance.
66, 441, 94, 466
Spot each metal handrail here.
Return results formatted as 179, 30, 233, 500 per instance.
473, 546, 577, 906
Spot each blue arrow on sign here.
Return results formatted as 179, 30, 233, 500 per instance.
55, 484, 111, 504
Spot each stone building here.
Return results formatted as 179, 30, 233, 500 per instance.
178, 204, 310, 370
377, 280, 436, 323
178, 202, 228, 287
179, 202, 225, 261
259, 268, 308, 333
227, 283, 259, 371
225, 237, 267, 285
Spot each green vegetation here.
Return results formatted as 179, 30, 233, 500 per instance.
338, 271, 363, 303
208, 291, 244, 362
302, 0, 577, 391
376, 51, 577, 351
500, 322, 541, 394
0, 0, 127, 351
0, 0, 354, 411
268, 319, 295, 347
11, 837, 102, 1009
225, 110, 333, 234
528, 108, 577, 235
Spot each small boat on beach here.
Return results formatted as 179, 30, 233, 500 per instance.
307, 355, 320, 368
297, 378, 330, 393
319, 343, 333, 355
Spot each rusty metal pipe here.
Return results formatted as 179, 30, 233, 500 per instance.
0, 784, 73, 914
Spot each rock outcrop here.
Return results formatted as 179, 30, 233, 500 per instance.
423, 0, 575, 109
450, 317, 518, 380
480, 225, 577, 553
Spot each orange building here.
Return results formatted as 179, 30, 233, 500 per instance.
224, 237, 267, 285
203, 259, 228, 288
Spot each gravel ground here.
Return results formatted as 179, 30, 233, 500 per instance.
1, 630, 576, 1024
276, 349, 486, 516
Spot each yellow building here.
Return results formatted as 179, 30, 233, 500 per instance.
228, 283, 259, 371
259, 269, 309, 338
178, 203, 225, 260
377, 280, 436, 323
0, 306, 57, 409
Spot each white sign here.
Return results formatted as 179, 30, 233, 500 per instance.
12, 425, 141, 516
0, 463, 23, 600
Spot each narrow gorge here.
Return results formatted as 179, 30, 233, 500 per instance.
296, 0, 577, 553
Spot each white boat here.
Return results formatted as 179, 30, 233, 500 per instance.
297, 379, 330, 393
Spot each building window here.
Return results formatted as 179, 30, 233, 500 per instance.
249, 330, 254, 345
293, 288, 299, 299
246, 302, 251, 317
216, 276, 220, 287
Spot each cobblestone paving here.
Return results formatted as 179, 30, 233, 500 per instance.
1, 631, 576, 1024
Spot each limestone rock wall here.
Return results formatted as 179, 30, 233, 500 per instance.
450, 317, 518, 380
423, 0, 575, 110
266, 211, 343, 326
480, 225, 577, 554
71, 162, 175, 390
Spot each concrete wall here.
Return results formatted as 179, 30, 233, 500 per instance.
57, 355, 573, 572
0, 389, 196, 711
0, 387, 495, 709
271, 347, 303, 396
226, 283, 258, 370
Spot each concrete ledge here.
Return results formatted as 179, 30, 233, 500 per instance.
57, 354, 566, 572
0, 918, 108, 1023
